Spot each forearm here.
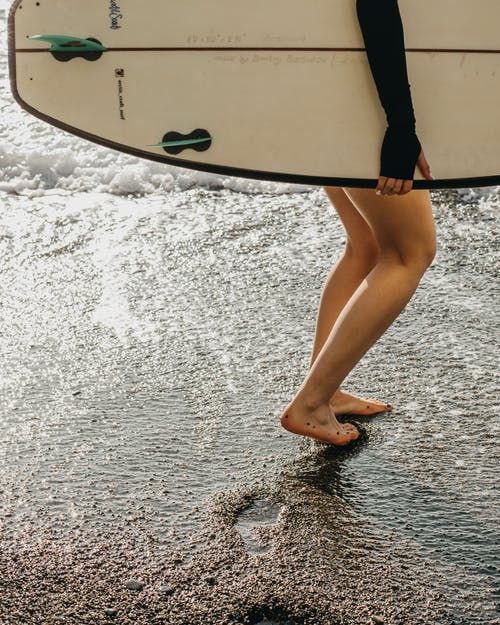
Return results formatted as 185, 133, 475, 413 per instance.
356, 0, 421, 180
356, 0, 416, 129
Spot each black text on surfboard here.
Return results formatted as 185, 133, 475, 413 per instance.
109, 0, 123, 30
115, 73, 126, 120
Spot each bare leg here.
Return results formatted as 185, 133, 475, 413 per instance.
280, 187, 436, 445
312, 187, 393, 416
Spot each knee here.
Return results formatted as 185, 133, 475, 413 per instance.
344, 238, 380, 270
382, 238, 437, 275
421, 239, 437, 268
412, 237, 437, 270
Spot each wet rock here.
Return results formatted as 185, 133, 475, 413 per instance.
125, 579, 144, 591
104, 608, 118, 617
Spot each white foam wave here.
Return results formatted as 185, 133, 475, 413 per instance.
0, 117, 311, 197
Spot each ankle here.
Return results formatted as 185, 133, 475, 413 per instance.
330, 388, 342, 400
294, 392, 328, 413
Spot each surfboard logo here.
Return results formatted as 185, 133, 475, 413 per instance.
109, 0, 123, 30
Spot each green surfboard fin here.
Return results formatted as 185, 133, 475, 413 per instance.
28, 35, 107, 53
150, 129, 212, 155
149, 137, 213, 148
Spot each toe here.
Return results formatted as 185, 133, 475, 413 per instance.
343, 423, 357, 433
343, 423, 359, 440
348, 426, 360, 441
363, 399, 393, 415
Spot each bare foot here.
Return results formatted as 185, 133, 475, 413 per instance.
330, 389, 393, 417
280, 401, 359, 446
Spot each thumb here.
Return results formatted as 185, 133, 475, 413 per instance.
417, 150, 434, 180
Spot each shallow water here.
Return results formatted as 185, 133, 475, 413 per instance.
1, 6, 499, 625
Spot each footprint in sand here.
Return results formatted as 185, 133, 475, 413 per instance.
234, 498, 282, 555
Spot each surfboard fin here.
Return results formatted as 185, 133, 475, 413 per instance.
28, 35, 107, 62
149, 138, 212, 148
28, 35, 107, 53
149, 130, 213, 155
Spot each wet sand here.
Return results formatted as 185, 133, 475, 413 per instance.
0, 448, 454, 625
0, 186, 498, 625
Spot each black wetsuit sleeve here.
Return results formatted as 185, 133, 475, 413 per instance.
356, 0, 421, 180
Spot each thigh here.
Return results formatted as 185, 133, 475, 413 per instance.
342, 187, 436, 258
323, 186, 377, 250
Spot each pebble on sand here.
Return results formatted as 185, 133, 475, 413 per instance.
125, 579, 144, 591
104, 608, 118, 617
159, 585, 175, 596
372, 616, 385, 624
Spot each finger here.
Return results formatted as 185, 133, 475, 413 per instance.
392, 179, 403, 194
417, 151, 434, 180
375, 176, 387, 195
400, 180, 413, 195
382, 177, 396, 195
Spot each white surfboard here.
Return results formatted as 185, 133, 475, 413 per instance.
8, 0, 500, 188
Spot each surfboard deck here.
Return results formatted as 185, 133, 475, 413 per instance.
8, 0, 500, 189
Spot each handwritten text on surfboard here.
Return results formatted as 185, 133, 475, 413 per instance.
214, 54, 329, 66
115, 71, 126, 120
109, 0, 123, 29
